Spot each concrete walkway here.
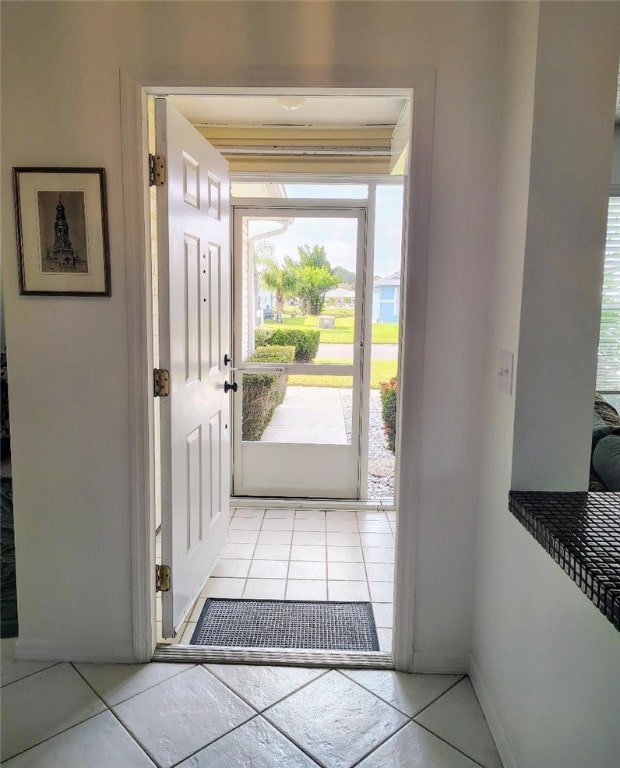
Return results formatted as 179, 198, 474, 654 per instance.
317, 343, 398, 361
260, 386, 348, 444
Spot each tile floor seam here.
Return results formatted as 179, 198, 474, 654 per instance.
0, 708, 108, 766
201, 664, 331, 714
261, 669, 408, 768
104, 707, 164, 768
337, 670, 466, 720
165, 713, 265, 768
0, 661, 62, 690
409, 674, 467, 720
348, 717, 412, 768
109, 666, 257, 768
74, 662, 199, 708
195, 664, 262, 714
259, 708, 330, 768
410, 719, 493, 768
252, 714, 325, 768
70, 663, 164, 767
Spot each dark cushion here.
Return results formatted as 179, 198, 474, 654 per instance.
592, 435, 620, 491
593, 412, 612, 448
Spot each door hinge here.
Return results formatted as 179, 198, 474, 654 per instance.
153, 368, 170, 397
155, 564, 171, 592
149, 153, 166, 186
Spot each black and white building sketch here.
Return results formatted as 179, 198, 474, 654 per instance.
38, 191, 88, 273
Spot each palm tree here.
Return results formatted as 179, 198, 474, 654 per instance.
259, 258, 298, 323
295, 245, 339, 315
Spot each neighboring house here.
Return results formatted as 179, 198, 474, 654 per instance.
325, 287, 355, 307
372, 271, 400, 323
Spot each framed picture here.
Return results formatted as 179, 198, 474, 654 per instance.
13, 167, 110, 296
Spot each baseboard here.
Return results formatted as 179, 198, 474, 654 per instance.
15, 638, 136, 664
230, 497, 396, 511
468, 654, 520, 768
411, 651, 469, 674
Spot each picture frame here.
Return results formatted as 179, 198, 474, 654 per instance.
13, 167, 110, 296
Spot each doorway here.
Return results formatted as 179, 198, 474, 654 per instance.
232, 201, 368, 498
128, 79, 434, 664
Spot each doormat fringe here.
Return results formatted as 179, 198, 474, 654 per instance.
190, 598, 380, 651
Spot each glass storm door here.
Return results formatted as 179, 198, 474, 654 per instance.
231, 203, 367, 498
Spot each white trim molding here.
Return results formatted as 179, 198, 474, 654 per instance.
120, 65, 436, 669
469, 655, 521, 768
411, 651, 469, 675
15, 638, 137, 665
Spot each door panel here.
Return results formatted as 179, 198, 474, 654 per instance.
157, 99, 231, 636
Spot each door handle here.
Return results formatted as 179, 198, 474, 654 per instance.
224, 353, 232, 366
224, 381, 238, 394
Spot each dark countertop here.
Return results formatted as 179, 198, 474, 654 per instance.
509, 491, 620, 631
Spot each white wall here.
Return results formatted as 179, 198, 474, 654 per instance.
473, 4, 620, 768
2, 0, 508, 663
613, 126, 620, 187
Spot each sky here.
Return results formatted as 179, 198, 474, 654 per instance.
248, 183, 404, 279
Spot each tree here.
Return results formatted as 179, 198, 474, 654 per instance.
332, 265, 356, 290
258, 257, 298, 323
293, 245, 339, 315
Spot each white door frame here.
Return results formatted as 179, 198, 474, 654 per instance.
231, 199, 367, 500
120, 67, 436, 671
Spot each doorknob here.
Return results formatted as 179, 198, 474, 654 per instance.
224, 353, 232, 366
224, 381, 238, 394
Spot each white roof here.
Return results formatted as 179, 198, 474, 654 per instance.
374, 271, 400, 287
326, 288, 356, 298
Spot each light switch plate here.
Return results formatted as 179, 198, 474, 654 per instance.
498, 350, 514, 395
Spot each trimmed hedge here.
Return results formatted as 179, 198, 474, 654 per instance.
254, 327, 320, 362
254, 327, 273, 348
242, 345, 295, 441
379, 378, 397, 453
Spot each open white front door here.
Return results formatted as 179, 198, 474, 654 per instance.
156, 99, 231, 637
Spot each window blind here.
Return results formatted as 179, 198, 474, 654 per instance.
597, 195, 620, 391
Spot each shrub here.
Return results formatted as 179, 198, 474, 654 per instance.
242, 345, 295, 441
379, 378, 398, 453
254, 327, 273, 347
254, 327, 320, 362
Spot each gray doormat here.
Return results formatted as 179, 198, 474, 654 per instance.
190, 598, 380, 651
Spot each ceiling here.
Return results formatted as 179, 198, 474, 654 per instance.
167, 94, 409, 128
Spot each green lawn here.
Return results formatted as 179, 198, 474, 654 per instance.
264, 316, 398, 344
287, 359, 397, 389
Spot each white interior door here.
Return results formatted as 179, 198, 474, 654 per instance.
156, 99, 231, 636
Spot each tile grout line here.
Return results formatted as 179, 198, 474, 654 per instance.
0, 660, 62, 690
340, 669, 466, 720
189, 664, 331, 767
76, 661, 199, 708
1, 664, 151, 767
340, 671, 488, 768
410, 674, 467, 719
167, 713, 263, 768
412, 719, 494, 768
203, 662, 331, 715
349, 717, 412, 767
329, 670, 412, 768
71, 661, 178, 768
0, 708, 112, 765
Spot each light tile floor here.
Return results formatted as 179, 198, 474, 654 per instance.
0, 637, 503, 767
159, 507, 396, 651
